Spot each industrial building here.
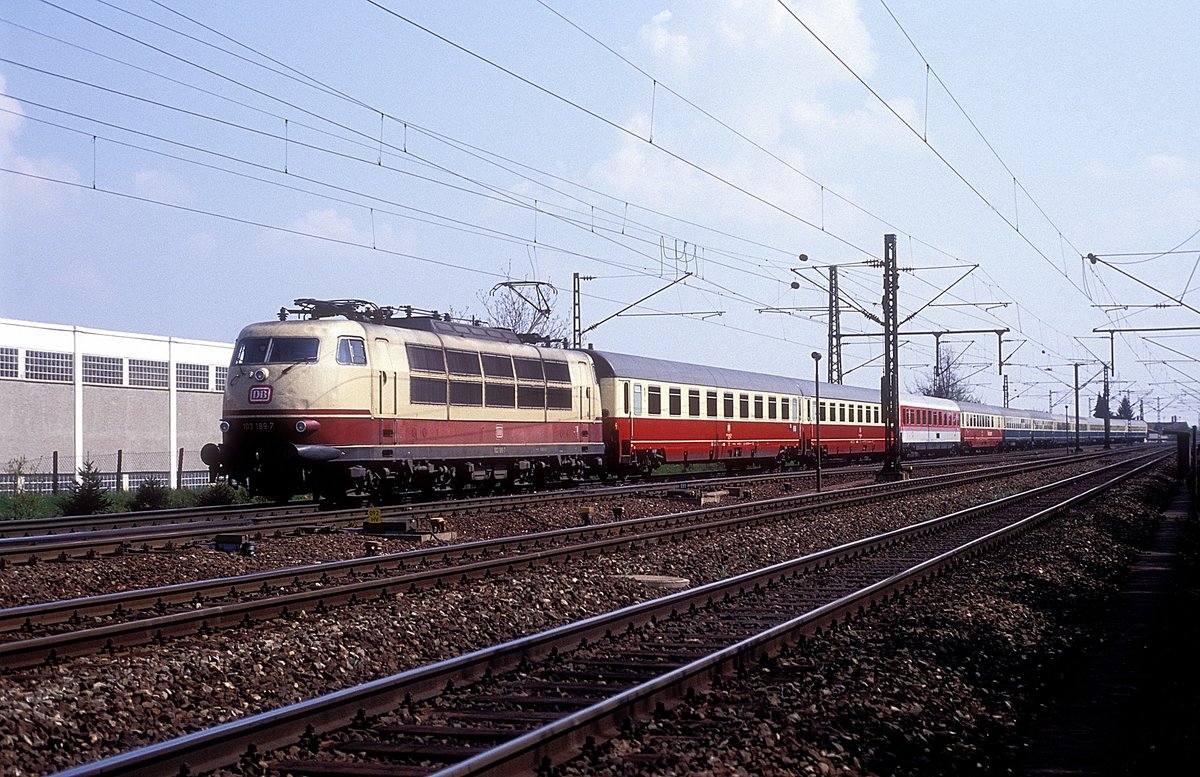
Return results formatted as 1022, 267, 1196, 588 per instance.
0, 318, 232, 492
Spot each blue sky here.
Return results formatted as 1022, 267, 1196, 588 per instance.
1, 1, 1197, 421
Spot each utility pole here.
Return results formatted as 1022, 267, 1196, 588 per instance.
879, 234, 902, 480
1074, 363, 1081, 452
1103, 363, 1111, 449
827, 266, 843, 384
571, 273, 594, 349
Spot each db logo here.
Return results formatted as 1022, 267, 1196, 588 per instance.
248, 385, 273, 404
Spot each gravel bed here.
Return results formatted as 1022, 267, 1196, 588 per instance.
0, 457, 1156, 776
555, 468, 1180, 776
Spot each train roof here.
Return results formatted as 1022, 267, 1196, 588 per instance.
587, 350, 880, 402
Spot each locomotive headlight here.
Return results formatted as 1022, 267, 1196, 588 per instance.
295, 419, 320, 434
252, 368, 269, 382
219, 420, 231, 433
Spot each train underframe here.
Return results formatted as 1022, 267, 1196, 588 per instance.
205, 439, 607, 504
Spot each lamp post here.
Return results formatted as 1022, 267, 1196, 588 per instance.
812, 351, 822, 492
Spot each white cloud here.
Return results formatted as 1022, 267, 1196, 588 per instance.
639, 10, 697, 75
130, 169, 195, 205
1143, 154, 1193, 181
0, 73, 83, 214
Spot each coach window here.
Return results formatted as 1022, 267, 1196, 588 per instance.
838, 403, 846, 422
406, 344, 445, 373
768, 396, 777, 420
688, 389, 701, 417
623, 382, 631, 414
706, 390, 718, 417
739, 393, 750, 419
336, 337, 367, 365
668, 387, 682, 416
855, 405, 862, 423
874, 407, 880, 424
782, 397, 790, 421
481, 353, 514, 379
648, 385, 662, 415
753, 395, 764, 419
633, 383, 643, 415
514, 357, 544, 381
723, 392, 735, 418
446, 349, 481, 376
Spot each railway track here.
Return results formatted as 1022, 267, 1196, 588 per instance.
44, 449, 1168, 777
0, 447, 1114, 565
0, 449, 1141, 669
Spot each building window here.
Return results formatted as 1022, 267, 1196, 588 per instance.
129, 359, 169, 388
668, 387, 682, 416
0, 347, 18, 379
688, 389, 701, 417
26, 350, 73, 382
215, 366, 229, 391
83, 355, 123, 385
647, 385, 662, 415
176, 363, 210, 390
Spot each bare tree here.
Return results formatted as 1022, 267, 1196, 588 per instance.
910, 347, 980, 402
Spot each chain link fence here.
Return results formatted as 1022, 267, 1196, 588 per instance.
1, 450, 213, 494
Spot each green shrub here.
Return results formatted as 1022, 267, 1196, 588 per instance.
131, 477, 171, 511
168, 488, 200, 509
60, 460, 109, 516
0, 492, 59, 520
196, 481, 240, 506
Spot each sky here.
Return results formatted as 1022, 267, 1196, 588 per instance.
1, 0, 1198, 423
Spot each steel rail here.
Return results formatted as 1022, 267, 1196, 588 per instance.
0, 445, 1104, 542
0, 450, 1142, 666
43, 451, 1167, 777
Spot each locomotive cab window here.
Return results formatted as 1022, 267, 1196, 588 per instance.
234, 336, 319, 365
336, 337, 367, 365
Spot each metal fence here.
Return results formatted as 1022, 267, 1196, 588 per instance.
1, 450, 213, 495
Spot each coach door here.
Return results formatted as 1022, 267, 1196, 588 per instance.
373, 338, 397, 444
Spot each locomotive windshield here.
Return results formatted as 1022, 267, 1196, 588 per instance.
233, 336, 320, 364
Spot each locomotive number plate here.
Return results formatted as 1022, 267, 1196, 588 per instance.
241, 421, 275, 431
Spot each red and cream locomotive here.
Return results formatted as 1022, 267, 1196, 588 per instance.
201, 299, 1146, 502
